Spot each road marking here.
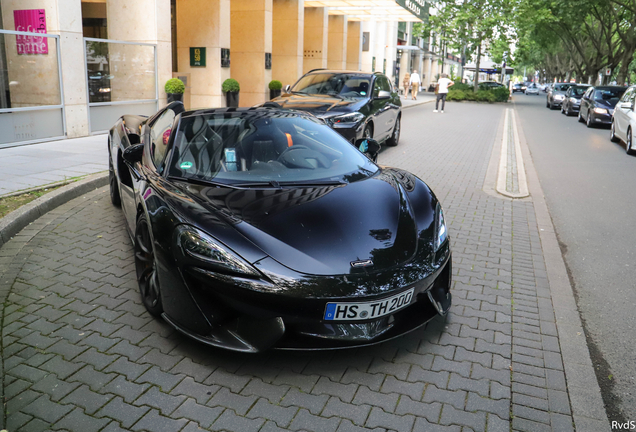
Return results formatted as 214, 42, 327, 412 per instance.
496, 108, 529, 198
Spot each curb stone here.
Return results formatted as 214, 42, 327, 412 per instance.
513, 108, 611, 432
0, 172, 109, 249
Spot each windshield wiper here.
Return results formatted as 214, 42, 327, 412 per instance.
278, 179, 347, 186
169, 176, 231, 188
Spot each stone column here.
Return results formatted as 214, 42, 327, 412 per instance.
384, 20, 397, 84
176, 0, 230, 108
327, 15, 347, 70
346, 21, 361, 71
272, 0, 303, 90
1, 0, 89, 137
230, 0, 272, 107
360, 19, 375, 72
372, 20, 386, 73
303, 7, 327, 73
107, 0, 172, 107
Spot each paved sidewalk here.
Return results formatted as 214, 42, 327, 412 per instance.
0, 101, 606, 431
0, 135, 108, 197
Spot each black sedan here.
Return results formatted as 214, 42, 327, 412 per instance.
560, 84, 590, 116
512, 83, 526, 93
578, 85, 626, 127
108, 103, 452, 352
546, 82, 576, 109
271, 70, 401, 148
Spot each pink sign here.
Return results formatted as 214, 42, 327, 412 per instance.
14, 9, 48, 55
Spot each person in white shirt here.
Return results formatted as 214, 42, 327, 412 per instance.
409, 70, 421, 100
434, 73, 455, 113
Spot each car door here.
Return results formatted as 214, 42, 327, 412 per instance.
121, 106, 177, 233
370, 76, 391, 140
580, 87, 593, 118
379, 76, 399, 139
614, 88, 634, 141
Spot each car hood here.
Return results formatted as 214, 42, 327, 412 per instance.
174, 171, 422, 276
596, 99, 618, 109
271, 93, 366, 116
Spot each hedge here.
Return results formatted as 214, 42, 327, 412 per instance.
446, 86, 509, 103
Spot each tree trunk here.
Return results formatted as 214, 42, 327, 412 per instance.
474, 40, 482, 92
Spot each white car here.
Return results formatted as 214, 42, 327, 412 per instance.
610, 85, 636, 154
525, 84, 540, 95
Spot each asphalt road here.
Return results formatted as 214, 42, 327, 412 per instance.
515, 92, 636, 420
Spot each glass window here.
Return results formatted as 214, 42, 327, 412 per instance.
292, 73, 371, 99
594, 88, 624, 102
379, 76, 391, 92
620, 88, 633, 102
150, 109, 175, 169
168, 111, 378, 185
85, 40, 155, 103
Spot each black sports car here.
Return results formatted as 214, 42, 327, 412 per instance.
578, 85, 626, 127
270, 69, 401, 147
108, 102, 452, 352
560, 84, 590, 116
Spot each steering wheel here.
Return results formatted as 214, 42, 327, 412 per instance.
277, 145, 331, 169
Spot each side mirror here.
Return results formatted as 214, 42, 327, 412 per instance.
123, 143, 144, 165
620, 101, 633, 110
376, 90, 391, 99
284, 84, 291, 94
355, 138, 381, 162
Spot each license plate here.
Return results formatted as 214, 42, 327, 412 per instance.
323, 288, 415, 321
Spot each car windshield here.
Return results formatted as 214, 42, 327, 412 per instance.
594, 88, 625, 103
168, 110, 378, 186
554, 84, 573, 92
292, 73, 372, 98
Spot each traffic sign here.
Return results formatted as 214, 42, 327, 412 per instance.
605, 67, 612, 76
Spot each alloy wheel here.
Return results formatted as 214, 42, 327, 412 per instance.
586, 113, 592, 128
628, 129, 635, 155
134, 216, 163, 316
386, 117, 400, 147
610, 121, 620, 142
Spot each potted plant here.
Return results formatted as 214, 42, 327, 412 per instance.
165, 78, 185, 103
222, 78, 240, 108
269, 80, 282, 100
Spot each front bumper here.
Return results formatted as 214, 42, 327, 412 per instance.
591, 112, 613, 124
163, 248, 452, 352
330, 123, 364, 144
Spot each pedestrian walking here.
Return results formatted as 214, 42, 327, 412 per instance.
402, 73, 411, 99
409, 70, 421, 100
434, 73, 454, 113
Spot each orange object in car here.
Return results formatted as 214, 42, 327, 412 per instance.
285, 133, 293, 147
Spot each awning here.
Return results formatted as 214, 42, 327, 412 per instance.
304, 1, 429, 22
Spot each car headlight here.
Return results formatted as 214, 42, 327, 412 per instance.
594, 107, 609, 114
176, 226, 259, 276
327, 112, 365, 125
569, 97, 577, 103
434, 203, 448, 251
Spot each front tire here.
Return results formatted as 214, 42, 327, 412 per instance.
627, 128, 635, 155
385, 116, 400, 147
578, 111, 584, 123
109, 151, 121, 207
610, 121, 620, 142
134, 214, 163, 316
586, 113, 593, 128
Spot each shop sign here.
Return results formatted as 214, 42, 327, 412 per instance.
14, 9, 48, 55
190, 47, 206, 67
394, 0, 429, 22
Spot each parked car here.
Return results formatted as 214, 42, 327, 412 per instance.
610, 85, 636, 154
107, 102, 452, 352
560, 84, 590, 116
546, 83, 576, 109
270, 69, 401, 148
579, 86, 626, 127
525, 84, 540, 95
479, 81, 505, 89
512, 83, 527, 93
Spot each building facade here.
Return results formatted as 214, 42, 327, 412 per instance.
0, 0, 426, 148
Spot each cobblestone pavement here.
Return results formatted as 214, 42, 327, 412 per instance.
1, 102, 577, 431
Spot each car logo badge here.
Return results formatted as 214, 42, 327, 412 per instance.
351, 259, 373, 268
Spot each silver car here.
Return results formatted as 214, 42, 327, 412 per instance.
610, 85, 636, 154
525, 84, 540, 95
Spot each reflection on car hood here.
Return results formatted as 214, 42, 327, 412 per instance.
174, 171, 423, 276
271, 93, 366, 115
